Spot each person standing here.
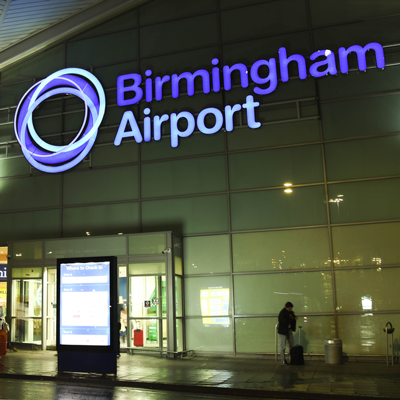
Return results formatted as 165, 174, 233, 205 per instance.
278, 301, 297, 365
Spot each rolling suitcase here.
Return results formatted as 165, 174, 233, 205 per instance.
0, 330, 7, 355
290, 345, 304, 365
134, 329, 143, 347
290, 325, 304, 365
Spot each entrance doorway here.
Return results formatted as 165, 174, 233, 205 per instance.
8, 231, 183, 354
129, 272, 166, 350
45, 268, 57, 348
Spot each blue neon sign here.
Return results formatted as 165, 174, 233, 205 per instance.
14, 42, 386, 173
14, 68, 106, 173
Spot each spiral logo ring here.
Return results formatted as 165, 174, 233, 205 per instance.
14, 68, 106, 173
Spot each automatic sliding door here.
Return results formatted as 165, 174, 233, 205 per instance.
46, 269, 57, 347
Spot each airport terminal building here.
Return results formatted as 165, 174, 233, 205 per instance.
2, 0, 400, 357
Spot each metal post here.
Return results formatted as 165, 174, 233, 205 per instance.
386, 328, 389, 367
391, 332, 394, 366
298, 326, 302, 345
275, 323, 279, 362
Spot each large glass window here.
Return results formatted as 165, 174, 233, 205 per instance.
234, 271, 333, 315
11, 278, 42, 343
235, 315, 335, 354
129, 234, 165, 255
335, 267, 400, 312
338, 314, 400, 355
142, 156, 226, 198
331, 222, 400, 267
185, 318, 233, 353
184, 235, 230, 275
328, 178, 400, 224
232, 228, 330, 272
231, 185, 327, 230
229, 145, 324, 190
142, 195, 229, 235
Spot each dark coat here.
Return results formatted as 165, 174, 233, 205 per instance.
278, 307, 296, 335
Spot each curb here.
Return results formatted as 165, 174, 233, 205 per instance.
0, 373, 394, 400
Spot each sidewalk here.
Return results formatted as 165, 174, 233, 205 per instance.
0, 350, 399, 399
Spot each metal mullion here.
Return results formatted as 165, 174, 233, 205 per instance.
330, 218, 400, 227
333, 263, 400, 271
216, 0, 236, 356
306, 0, 338, 338
137, 6, 142, 234
232, 267, 332, 276
233, 312, 335, 318
336, 310, 400, 316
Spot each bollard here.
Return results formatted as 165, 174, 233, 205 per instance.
383, 322, 395, 366
324, 339, 342, 364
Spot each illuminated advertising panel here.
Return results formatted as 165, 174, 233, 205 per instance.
201, 287, 229, 325
57, 256, 118, 375
59, 261, 111, 346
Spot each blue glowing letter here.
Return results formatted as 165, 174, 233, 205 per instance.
223, 63, 249, 91
171, 70, 210, 98
155, 75, 171, 101
153, 114, 169, 141
279, 47, 307, 82
309, 50, 337, 78
114, 111, 143, 145
170, 111, 195, 148
197, 107, 223, 135
242, 95, 261, 129
117, 73, 143, 106
143, 108, 151, 142
224, 104, 241, 132
339, 42, 385, 74
145, 70, 153, 103
211, 58, 220, 92
250, 59, 278, 95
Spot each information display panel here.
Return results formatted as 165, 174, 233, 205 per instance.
60, 261, 111, 346
57, 256, 118, 355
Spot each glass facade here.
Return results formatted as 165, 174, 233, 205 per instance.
2, 0, 400, 356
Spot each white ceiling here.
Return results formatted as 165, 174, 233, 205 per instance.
0, 0, 147, 71
0, 0, 105, 53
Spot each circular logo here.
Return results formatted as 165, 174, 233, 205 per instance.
14, 68, 106, 173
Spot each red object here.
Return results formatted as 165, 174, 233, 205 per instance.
134, 329, 143, 347
0, 330, 7, 355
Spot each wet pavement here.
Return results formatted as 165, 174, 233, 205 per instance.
0, 378, 285, 400
0, 350, 399, 399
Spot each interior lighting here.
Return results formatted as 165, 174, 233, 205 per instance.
284, 183, 292, 187
284, 188, 293, 193
86, 232, 91, 236
118, 233, 123, 235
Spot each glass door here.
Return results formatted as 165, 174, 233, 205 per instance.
129, 262, 167, 349
45, 269, 57, 348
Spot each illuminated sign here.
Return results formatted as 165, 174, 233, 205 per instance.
14, 68, 106, 173
0, 266, 6, 280
14, 42, 385, 173
201, 288, 229, 325
59, 261, 111, 346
